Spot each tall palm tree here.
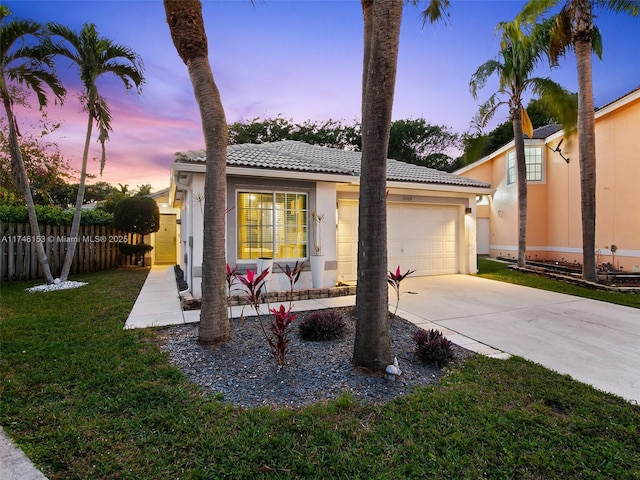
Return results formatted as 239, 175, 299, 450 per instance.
164, 0, 230, 346
470, 18, 576, 267
353, 0, 403, 370
520, 0, 639, 281
353, 0, 450, 371
46, 22, 144, 282
0, 5, 64, 284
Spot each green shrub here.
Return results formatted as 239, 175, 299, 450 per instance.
113, 196, 159, 235
0, 204, 113, 225
413, 328, 454, 367
299, 310, 346, 341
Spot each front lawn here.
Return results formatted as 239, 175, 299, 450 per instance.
1, 268, 638, 479
477, 257, 640, 309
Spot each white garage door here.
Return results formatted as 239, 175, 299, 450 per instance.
337, 201, 459, 282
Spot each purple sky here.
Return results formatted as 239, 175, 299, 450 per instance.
5, 0, 640, 192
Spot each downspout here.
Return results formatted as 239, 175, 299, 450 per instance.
174, 173, 193, 294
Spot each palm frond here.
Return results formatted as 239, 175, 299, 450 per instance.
599, 0, 639, 16
469, 59, 502, 99
419, 0, 451, 26
1, 9, 65, 107
529, 77, 578, 134
93, 94, 112, 175
517, 0, 560, 24
477, 94, 506, 127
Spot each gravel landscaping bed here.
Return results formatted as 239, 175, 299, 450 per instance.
155, 307, 473, 409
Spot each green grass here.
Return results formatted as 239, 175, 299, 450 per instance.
1, 268, 639, 479
477, 257, 640, 309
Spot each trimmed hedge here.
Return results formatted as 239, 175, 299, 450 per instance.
0, 205, 113, 226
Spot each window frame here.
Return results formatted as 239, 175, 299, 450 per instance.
235, 190, 309, 262
506, 145, 544, 185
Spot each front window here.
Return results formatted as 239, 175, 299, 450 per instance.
237, 191, 308, 260
506, 146, 543, 185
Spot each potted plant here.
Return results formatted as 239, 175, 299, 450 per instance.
310, 211, 325, 288
256, 256, 273, 290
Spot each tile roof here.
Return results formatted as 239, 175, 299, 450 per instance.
528, 124, 563, 139
175, 140, 490, 188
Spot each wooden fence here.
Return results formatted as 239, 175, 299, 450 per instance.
0, 223, 137, 282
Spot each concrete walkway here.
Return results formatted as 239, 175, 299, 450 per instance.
0, 428, 48, 480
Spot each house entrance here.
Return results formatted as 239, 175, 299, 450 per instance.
155, 214, 177, 264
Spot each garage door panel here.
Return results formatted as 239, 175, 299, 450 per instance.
338, 202, 459, 280
388, 204, 459, 276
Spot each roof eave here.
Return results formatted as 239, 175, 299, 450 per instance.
172, 161, 492, 193
386, 180, 494, 195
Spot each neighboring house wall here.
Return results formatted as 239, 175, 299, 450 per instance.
460, 88, 640, 271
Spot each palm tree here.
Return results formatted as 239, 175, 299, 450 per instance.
46, 22, 144, 282
519, 0, 639, 281
470, 18, 576, 268
0, 5, 65, 284
164, 0, 230, 346
353, 0, 451, 371
353, 0, 403, 370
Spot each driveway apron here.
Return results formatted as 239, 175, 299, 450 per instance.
396, 275, 640, 403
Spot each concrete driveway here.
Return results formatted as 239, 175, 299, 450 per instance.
394, 275, 640, 404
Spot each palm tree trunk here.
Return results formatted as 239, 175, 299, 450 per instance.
573, 0, 598, 282
361, 0, 373, 115
190, 56, 230, 346
59, 96, 94, 281
512, 113, 528, 267
353, 0, 402, 371
3, 97, 55, 284
164, 0, 229, 346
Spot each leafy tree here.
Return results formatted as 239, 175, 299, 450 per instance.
0, 6, 65, 284
134, 184, 153, 196
0, 118, 73, 205
165, 0, 230, 346
229, 116, 361, 150
388, 118, 460, 171
47, 22, 145, 282
470, 18, 575, 267
230, 116, 459, 170
519, 0, 639, 281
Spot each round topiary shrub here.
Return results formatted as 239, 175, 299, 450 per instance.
299, 310, 346, 341
412, 328, 454, 367
113, 196, 159, 235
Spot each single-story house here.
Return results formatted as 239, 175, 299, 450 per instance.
169, 140, 493, 298
456, 86, 640, 272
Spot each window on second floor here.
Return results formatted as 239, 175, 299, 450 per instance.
237, 191, 308, 260
506, 146, 544, 185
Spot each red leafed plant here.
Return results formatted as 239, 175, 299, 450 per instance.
387, 266, 416, 318
237, 268, 270, 314
277, 260, 305, 301
268, 304, 296, 365
237, 267, 296, 365
225, 264, 240, 319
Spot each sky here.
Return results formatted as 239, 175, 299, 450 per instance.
5, 0, 640, 193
